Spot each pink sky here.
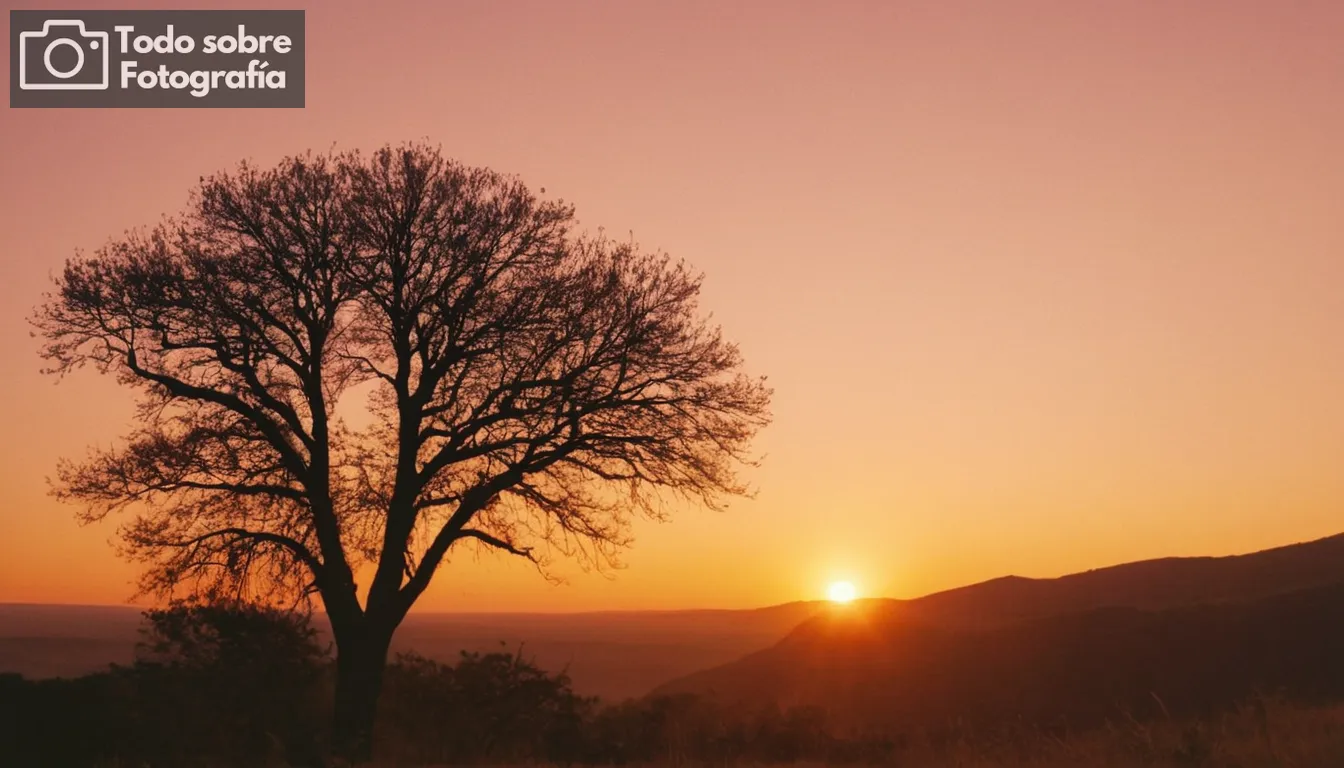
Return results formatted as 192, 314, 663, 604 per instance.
2, 0, 1343, 611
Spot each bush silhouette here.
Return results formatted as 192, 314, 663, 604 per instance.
0, 603, 892, 766
377, 648, 590, 763
1, 601, 328, 766
128, 601, 330, 764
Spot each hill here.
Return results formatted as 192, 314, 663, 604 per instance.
657, 582, 1344, 728
873, 531, 1344, 631
654, 534, 1344, 728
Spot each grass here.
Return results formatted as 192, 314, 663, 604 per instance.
841, 698, 1344, 768
87, 697, 1344, 767
596, 698, 1344, 768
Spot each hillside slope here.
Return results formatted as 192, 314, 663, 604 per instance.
874, 532, 1344, 631
655, 534, 1344, 726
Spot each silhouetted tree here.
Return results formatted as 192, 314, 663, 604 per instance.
35, 143, 770, 762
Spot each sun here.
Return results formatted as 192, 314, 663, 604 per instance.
827, 580, 858, 603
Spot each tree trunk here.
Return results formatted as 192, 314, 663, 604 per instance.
330, 626, 392, 764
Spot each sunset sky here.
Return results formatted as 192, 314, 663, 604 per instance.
2, 0, 1343, 612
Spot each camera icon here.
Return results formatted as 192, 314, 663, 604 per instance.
18, 20, 110, 90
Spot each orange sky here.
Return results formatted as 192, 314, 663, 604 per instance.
2, 0, 1343, 612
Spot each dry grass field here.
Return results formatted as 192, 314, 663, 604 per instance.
189, 698, 1344, 768
877, 699, 1344, 768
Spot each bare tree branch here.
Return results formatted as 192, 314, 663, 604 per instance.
454, 528, 535, 560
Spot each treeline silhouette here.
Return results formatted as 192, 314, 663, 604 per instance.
0, 602, 894, 767
10, 586, 1344, 767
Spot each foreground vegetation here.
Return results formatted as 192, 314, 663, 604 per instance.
860, 698, 1344, 767
3, 603, 1343, 767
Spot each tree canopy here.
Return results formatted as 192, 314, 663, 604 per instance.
35, 143, 770, 759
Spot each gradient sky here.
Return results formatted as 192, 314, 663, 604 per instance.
2, 0, 1343, 612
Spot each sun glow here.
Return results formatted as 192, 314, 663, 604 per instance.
827, 581, 858, 603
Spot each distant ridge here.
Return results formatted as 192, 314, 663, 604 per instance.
878, 531, 1344, 630
0, 600, 824, 700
